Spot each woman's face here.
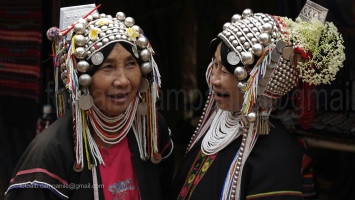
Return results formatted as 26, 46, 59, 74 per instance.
90, 43, 141, 117
211, 43, 243, 112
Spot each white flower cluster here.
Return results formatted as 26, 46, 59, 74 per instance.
281, 17, 346, 85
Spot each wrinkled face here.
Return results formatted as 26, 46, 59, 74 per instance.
90, 43, 141, 117
211, 43, 243, 112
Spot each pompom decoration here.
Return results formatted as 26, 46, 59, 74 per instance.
46, 27, 60, 41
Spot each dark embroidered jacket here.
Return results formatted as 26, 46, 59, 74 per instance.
5, 111, 174, 200
170, 118, 304, 200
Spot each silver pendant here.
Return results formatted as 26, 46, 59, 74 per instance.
276, 40, 286, 53
282, 47, 293, 60
79, 94, 94, 110
271, 48, 281, 63
91, 52, 104, 65
137, 102, 148, 115
257, 95, 273, 109
227, 51, 240, 65
138, 78, 150, 92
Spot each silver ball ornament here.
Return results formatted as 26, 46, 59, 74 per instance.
74, 23, 86, 34
79, 74, 92, 87
102, 38, 109, 44
61, 71, 67, 79
242, 9, 253, 18
99, 32, 106, 38
246, 33, 253, 39
238, 82, 247, 92
258, 33, 271, 45
92, 13, 99, 19
243, 42, 251, 49
95, 42, 103, 49
132, 25, 143, 34
106, 29, 112, 34
124, 17, 135, 27
74, 34, 86, 46
136, 36, 148, 49
234, 66, 248, 80
223, 22, 231, 30
231, 14, 242, 23
241, 52, 254, 65
140, 49, 150, 61
247, 112, 257, 122
140, 62, 152, 74
116, 12, 126, 21
262, 23, 273, 34
232, 40, 239, 47
77, 61, 90, 73
236, 46, 243, 52
86, 15, 93, 22
109, 35, 115, 41
252, 43, 264, 57
101, 26, 108, 31
74, 47, 86, 59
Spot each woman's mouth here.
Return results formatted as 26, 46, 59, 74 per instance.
214, 92, 230, 101
108, 93, 129, 104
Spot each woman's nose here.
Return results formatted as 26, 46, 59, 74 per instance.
211, 70, 221, 87
113, 70, 130, 88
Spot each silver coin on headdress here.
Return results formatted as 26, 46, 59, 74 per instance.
79, 94, 94, 110
91, 52, 104, 65
257, 95, 273, 109
282, 47, 293, 60
276, 40, 286, 53
271, 48, 281, 63
137, 102, 148, 115
138, 78, 150, 92
227, 51, 240, 65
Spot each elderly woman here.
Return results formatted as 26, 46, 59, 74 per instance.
5, 9, 174, 200
171, 2, 345, 200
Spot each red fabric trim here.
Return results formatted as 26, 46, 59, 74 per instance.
11, 168, 68, 185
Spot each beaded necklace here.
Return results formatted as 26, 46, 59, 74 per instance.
201, 109, 243, 155
88, 96, 139, 145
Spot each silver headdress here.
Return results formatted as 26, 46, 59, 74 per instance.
47, 7, 162, 172
187, 1, 345, 200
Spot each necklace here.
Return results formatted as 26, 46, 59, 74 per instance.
88, 96, 139, 145
201, 109, 243, 155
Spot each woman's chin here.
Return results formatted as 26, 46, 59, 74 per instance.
217, 103, 241, 112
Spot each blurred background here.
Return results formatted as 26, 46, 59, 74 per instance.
0, 0, 354, 199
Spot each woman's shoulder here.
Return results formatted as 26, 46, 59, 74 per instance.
12, 111, 74, 171
249, 116, 303, 165
5, 111, 75, 199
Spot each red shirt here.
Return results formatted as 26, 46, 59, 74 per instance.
99, 137, 140, 200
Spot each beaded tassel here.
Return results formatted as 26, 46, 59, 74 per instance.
242, 49, 270, 114
221, 124, 258, 200
185, 62, 216, 153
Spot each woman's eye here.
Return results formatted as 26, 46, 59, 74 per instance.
127, 61, 137, 66
100, 64, 113, 70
